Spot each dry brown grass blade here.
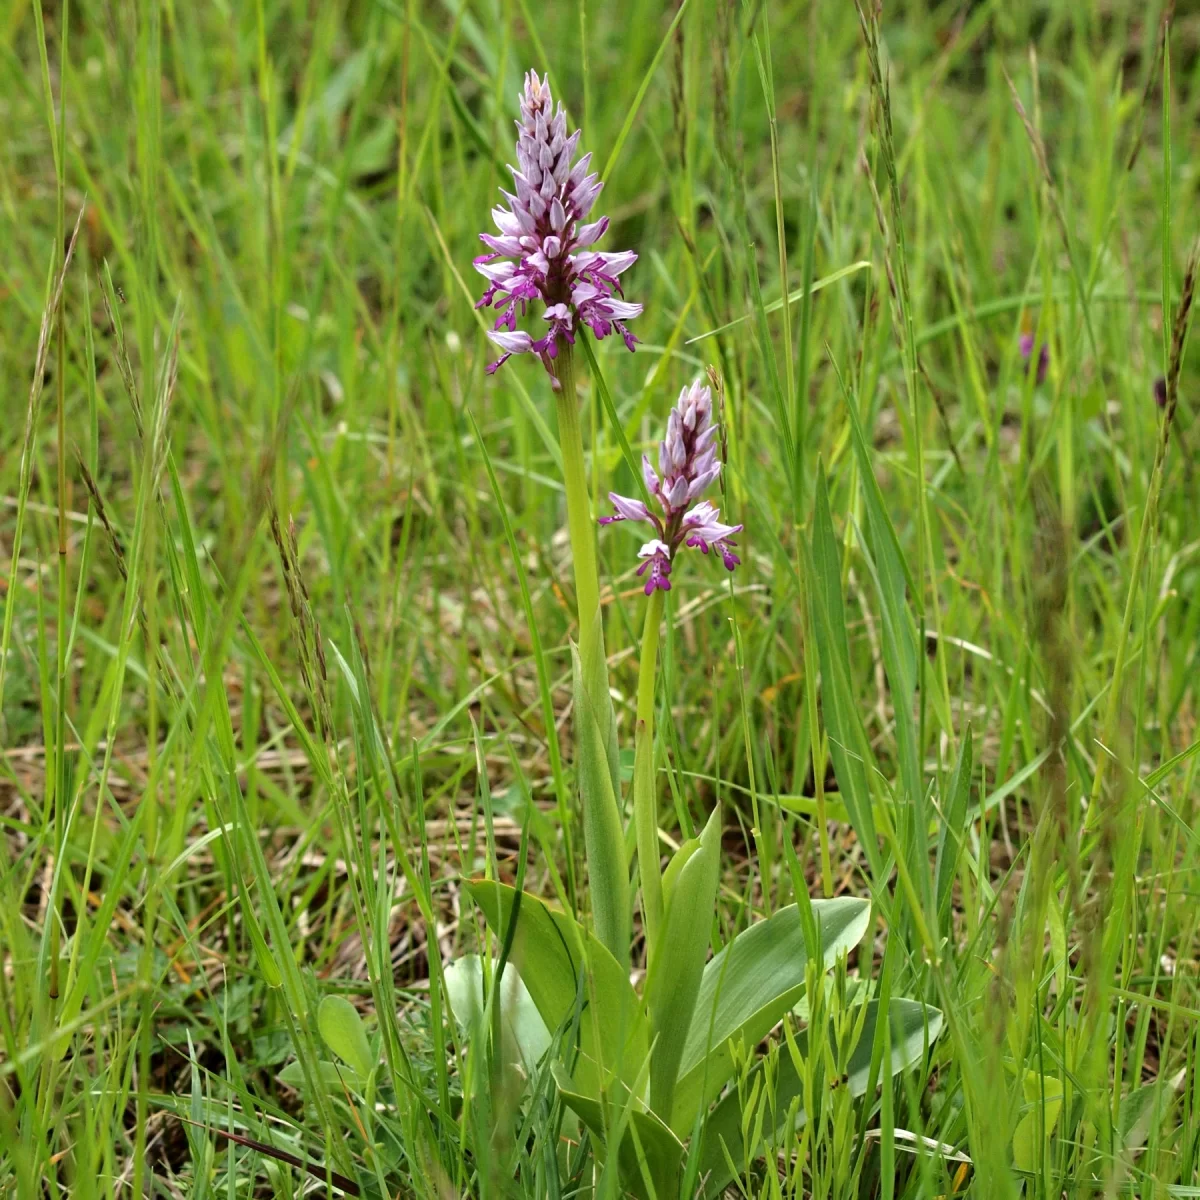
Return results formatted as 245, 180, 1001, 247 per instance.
174, 1116, 362, 1195
1126, 2, 1175, 173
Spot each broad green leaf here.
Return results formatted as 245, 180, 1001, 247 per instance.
443, 955, 552, 1077
660, 832, 700, 908
552, 1063, 684, 1200
571, 638, 630, 966
1047, 893, 1068, 999
808, 472, 883, 878
1013, 1071, 1063, 1174
671, 897, 871, 1133
1119, 1071, 1184, 1154
467, 880, 647, 1096
278, 1059, 364, 1094
317, 995, 374, 1083
646, 807, 722, 1120
699, 998, 943, 1195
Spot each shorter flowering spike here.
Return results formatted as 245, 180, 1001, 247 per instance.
600, 378, 742, 591
474, 70, 642, 381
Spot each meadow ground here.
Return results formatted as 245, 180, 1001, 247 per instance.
2, 1, 1200, 1196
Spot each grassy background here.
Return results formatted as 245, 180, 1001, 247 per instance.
2, 0, 1199, 1195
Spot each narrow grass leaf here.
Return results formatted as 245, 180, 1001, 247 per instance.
808, 469, 883, 877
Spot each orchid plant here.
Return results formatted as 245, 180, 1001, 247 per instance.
439, 71, 945, 1196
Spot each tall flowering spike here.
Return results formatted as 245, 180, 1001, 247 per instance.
600, 379, 743, 594
474, 70, 643, 380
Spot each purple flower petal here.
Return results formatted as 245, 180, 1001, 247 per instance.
635, 540, 673, 594
665, 476, 689, 508
474, 258, 515, 283
574, 217, 610, 248
642, 454, 660, 497
604, 492, 653, 524
487, 329, 534, 354
479, 233, 524, 257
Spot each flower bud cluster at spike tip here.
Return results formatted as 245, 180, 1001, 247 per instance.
599, 379, 743, 594
473, 71, 643, 381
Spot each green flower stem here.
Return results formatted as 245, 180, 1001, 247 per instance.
553, 342, 629, 966
636, 589, 663, 747
633, 586, 665, 960
552, 345, 602, 654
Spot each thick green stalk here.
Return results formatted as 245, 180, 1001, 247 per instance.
554, 343, 628, 965
552, 346, 602, 649
633, 587, 665, 959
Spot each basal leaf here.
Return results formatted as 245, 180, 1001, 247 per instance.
660, 831, 700, 909
551, 1063, 684, 1200
317, 995, 374, 1083
278, 1058, 364, 1094
645, 806, 722, 1120
443, 954, 552, 1077
466, 880, 647, 1097
671, 897, 871, 1134
1012, 1071, 1063, 1174
699, 998, 943, 1195
1119, 1071, 1184, 1155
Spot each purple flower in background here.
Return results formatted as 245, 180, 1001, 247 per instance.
474, 71, 642, 381
1019, 332, 1049, 384
600, 379, 743, 594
